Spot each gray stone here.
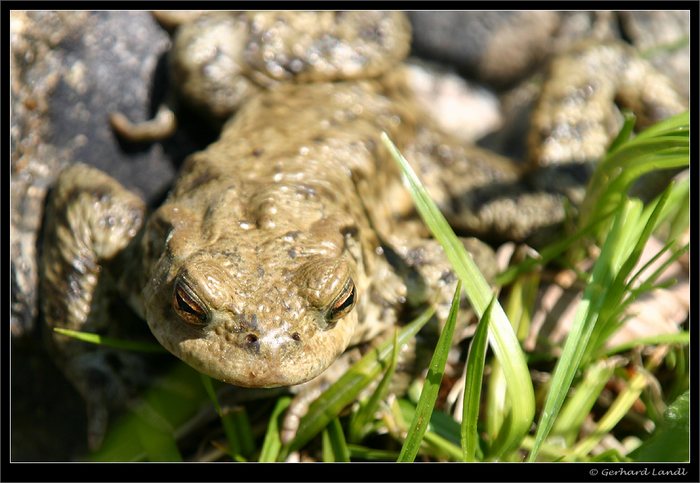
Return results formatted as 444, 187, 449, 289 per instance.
408, 11, 560, 88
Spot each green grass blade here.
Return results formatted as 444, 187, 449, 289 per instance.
567, 371, 649, 459
52, 327, 166, 353
382, 132, 534, 457
664, 172, 690, 242
591, 237, 688, 360
397, 399, 463, 461
423, 429, 465, 460
90, 363, 207, 462
135, 415, 182, 462
532, 175, 684, 460
461, 296, 493, 461
587, 185, 675, 358
397, 281, 461, 462
201, 376, 239, 459
629, 390, 690, 462
599, 333, 690, 358
283, 306, 435, 455
348, 444, 399, 461
624, 238, 678, 292
349, 329, 399, 443
229, 408, 255, 458
552, 358, 619, 445
200, 375, 221, 412
258, 396, 291, 462
634, 111, 689, 139
640, 36, 689, 59
504, 267, 539, 341
201, 375, 254, 459
629, 241, 689, 297
527, 201, 633, 461
485, 358, 507, 450
322, 418, 351, 462
578, 111, 689, 238
398, 398, 463, 445
487, 268, 538, 452
607, 111, 636, 154
381, 133, 489, 310
590, 449, 633, 462
495, 208, 612, 286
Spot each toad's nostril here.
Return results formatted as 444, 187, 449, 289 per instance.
245, 333, 259, 344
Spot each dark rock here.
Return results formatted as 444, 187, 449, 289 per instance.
408, 11, 560, 88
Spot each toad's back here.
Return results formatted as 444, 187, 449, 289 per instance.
168, 80, 413, 236
139, 80, 419, 387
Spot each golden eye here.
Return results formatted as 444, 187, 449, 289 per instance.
172, 280, 208, 326
327, 279, 356, 323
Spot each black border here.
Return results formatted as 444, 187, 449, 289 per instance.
3, 2, 698, 482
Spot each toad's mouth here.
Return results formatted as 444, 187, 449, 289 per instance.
149, 314, 357, 388
173, 336, 342, 388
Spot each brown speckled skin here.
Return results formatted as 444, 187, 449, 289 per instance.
526, 40, 685, 205
139, 81, 403, 386
530, 40, 685, 169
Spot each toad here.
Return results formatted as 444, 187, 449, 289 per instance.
40, 11, 685, 449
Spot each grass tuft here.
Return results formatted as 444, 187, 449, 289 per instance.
397, 281, 461, 462
68, 109, 689, 462
52, 327, 166, 353
383, 132, 535, 457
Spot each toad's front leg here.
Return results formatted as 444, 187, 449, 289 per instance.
41, 163, 147, 450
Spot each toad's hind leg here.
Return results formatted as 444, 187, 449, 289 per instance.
399, 126, 566, 244
387, 234, 499, 323
41, 163, 147, 450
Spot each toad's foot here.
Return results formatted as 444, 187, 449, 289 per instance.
41, 163, 146, 449
399, 125, 567, 244
395, 40, 686, 245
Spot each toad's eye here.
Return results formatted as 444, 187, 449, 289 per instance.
172, 280, 208, 326
327, 279, 356, 323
